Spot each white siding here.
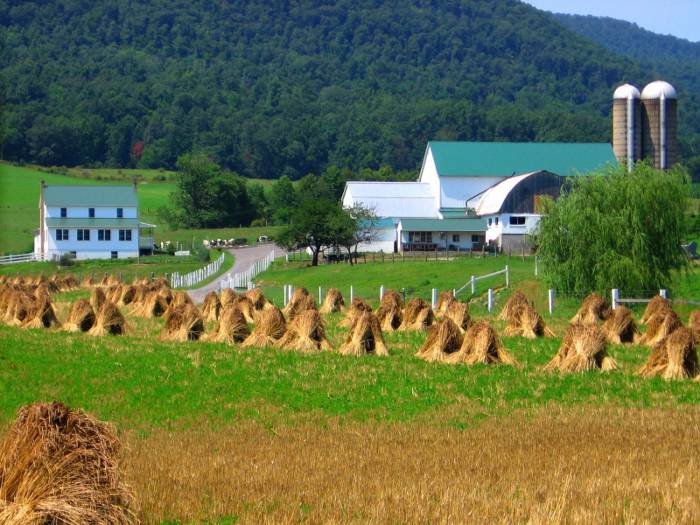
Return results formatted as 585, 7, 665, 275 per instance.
44, 227, 139, 260
355, 227, 396, 253
418, 147, 441, 212
46, 206, 138, 219
484, 213, 541, 248
341, 182, 438, 218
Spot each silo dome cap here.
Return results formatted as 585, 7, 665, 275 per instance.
641, 80, 677, 99
613, 84, 640, 99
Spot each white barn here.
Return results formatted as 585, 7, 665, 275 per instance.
34, 183, 156, 261
342, 141, 617, 252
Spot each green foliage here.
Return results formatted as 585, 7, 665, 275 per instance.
269, 176, 297, 225
535, 163, 690, 294
4, 0, 694, 177
164, 153, 255, 228
58, 252, 75, 267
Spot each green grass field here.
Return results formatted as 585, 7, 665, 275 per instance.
2, 256, 700, 523
0, 162, 282, 254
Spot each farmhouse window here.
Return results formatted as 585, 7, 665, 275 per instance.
111, 251, 118, 259
118, 229, 132, 241
509, 216, 526, 226
495, 217, 499, 225
98, 229, 111, 241
452, 234, 460, 242
488, 218, 492, 226
471, 234, 484, 243
60, 207, 67, 218
117, 208, 123, 218
56, 229, 69, 241
408, 231, 432, 243
77, 229, 90, 241
89, 208, 95, 218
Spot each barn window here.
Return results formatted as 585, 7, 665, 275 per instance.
77, 229, 90, 241
89, 208, 95, 218
60, 207, 67, 218
509, 216, 526, 226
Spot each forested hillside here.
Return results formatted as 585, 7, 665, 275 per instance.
552, 13, 700, 176
0, 0, 697, 178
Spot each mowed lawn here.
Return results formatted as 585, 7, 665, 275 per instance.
0, 162, 283, 254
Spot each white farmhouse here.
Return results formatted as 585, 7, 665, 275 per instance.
342, 141, 617, 252
34, 183, 156, 260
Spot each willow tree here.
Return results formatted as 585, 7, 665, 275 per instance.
534, 163, 690, 295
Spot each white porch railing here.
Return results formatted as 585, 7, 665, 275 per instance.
221, 250, 275, 290
454, 265, 509, 297
0, 252, 44, 265
171, 252, 226, 288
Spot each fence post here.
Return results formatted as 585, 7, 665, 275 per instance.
534, 257, 538, 277
470, 275, 475, 295
659, 289, 667, 299
431, 288, 438, 309
548, 289, 555, 315
452, 288, 456, 298
487, 288, 494, 312
612, 288, 619, 310
380, 285, 385, 301
319, 286, 323, 305
505, 265, 510, 287
350, 285, 354, 302
283, 285, 288, 306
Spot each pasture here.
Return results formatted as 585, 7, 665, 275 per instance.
1, 255, 700, 523
0, 162, 282, 254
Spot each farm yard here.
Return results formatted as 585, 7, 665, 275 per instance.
1, 255, 700, 524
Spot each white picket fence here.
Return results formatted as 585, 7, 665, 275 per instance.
0, 252, 44, 265
453, 265, 509, 297
221, 250, 275, 290
171, 253, 226, 288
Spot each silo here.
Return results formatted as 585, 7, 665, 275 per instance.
641, 80, 678, 169
612, 84, 641, 171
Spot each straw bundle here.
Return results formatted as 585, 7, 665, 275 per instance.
135, 291, 168, 318
339, 311, 388, 356
131, 284, 149, 305
90, 287, 107, 313
570, 293, 611, 324
241, 306, 287, 348
33, 283, 51, 301
3, 292, 35, 326
398, 297, 434, 331
416, 318, 463, 362
23, 295, 61, 329
503, 303, 555, 339
640, 295, 672, 324
544, 323, 617, 373
380, 290, 404, 310
448, 321, 516, 365
245, 288, 271, 311
0, 287, 15, 318
445, 301, 471, 333
88, 302, 126, 336
339, 298, 374, 328
0, 401, 136, 525
207, 305, 250, 344
435, 291, 456, 317
639, 309, 682, 347
275, 309, 332, 353
105, 285, 121, 304
82, 275, 96, 287
637, 326, 699, 380
220, 288, 238, 307
497, 290, 530, 322
231, 295, 256, 323
376, 301, 402, 331
151, 277, 170, 290
283, 287, 317, 320
105, 275, 121, 287
170, 290, 194, 309
602, 306, 640, 344
319, 288, 345, 314
688, 309, 700, 337
200, 291, 222, 322
157, 287, 173, 305
117, 284, 137, 306
63, 299, 96, 332
161, 304, 204, 342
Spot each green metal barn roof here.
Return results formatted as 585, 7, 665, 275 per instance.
44, 185, 138, 207
400, 217, 486, 232
428, 141, 617, 177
